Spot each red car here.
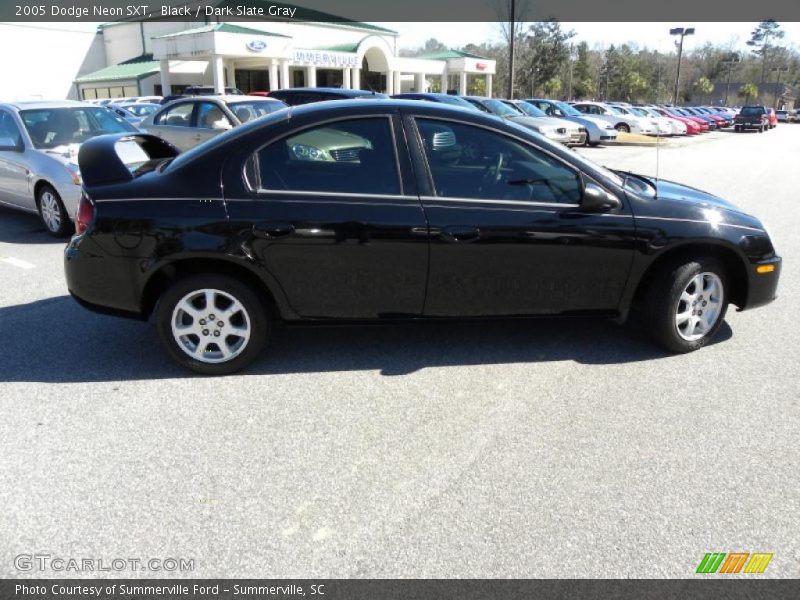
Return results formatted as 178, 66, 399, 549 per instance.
655, 107, 708, 133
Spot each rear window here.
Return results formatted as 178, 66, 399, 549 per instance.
740, 107, 765, 116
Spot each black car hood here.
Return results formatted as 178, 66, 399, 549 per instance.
654, 178, 747, 215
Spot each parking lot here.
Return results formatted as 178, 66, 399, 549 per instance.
0, 125, 797, 578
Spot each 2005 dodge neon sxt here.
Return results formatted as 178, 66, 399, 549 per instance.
65, 100, 781, 374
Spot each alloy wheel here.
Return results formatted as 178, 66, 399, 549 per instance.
40, 191, 62, 233
675, 272, 724, 341
171, 288, 252, 364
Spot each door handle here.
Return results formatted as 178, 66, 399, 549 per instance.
442, 226, 480, 242
252, 222, 295, 238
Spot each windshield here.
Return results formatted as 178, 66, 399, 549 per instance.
629, 107, 650, 117
606, 105, 626, 115
20, 107, 137, 149
124, 104, 158, 117
554, 101, 582, 117
435, 95, 479, 110
483, 99, 520, 117
514, 101, 548, 117
227, 100, 288, 123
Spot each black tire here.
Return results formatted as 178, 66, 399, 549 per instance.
734, 125, 740, 132
36, 184, 73, 237
156, 274, 271, 375
644, 258, 729, 353
615, 123, 630, 133
587, 140, 601, 147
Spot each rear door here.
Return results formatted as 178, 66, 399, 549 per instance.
405, 113, 635, 317
142, 101, 198, 151
223, 112, 429, 319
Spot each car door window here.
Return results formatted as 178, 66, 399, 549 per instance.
415, 118, 581, 205
249, 117, 401, 195
155, 103, 194, 127
0, 110, 23, 147
196, 102, 232, 130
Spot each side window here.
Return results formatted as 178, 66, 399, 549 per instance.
196, 102, 232, 130
0, 111, 23, 146
251, 117, 401, 195
155, 103, 194, 127
415, 119, 581, 205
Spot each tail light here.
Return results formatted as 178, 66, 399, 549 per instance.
75, 192, 95, 235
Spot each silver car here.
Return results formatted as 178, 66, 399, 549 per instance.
462, 96, 573, 145
0, 100, 139, 236
138, 95, 287, 151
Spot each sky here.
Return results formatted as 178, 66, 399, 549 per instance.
382, 22, 800, 53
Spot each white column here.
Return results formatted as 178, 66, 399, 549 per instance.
280, 60, 290, 89
414, 72, 425, 92
459, 71, 468, 96
486, 74, 493, 98
212, 55, 225, 94
159, 59, 172, 96
386, 70, 394, 94
305, 65, 317, 88
440, 66, 448, 93
269, 60, 279, 92
343, 68, 351, 89
393, 71, 402, 94
225, 62, 235, 89
351, 68, 360, 90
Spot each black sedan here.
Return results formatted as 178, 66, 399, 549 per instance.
66, 100, 781, 374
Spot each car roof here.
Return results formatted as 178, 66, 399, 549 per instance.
271, 87, 383, 97
0, 100, 93, 111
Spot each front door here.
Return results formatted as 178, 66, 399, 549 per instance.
408, 115, 635, 317
0, 110, 31, 209
223, 114, 429, 319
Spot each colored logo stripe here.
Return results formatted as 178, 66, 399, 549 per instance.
719, 553, 749, 574
696, 553, 726, 574
744, 553, 773, 574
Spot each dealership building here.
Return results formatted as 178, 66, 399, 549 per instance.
73, 15, 496, 100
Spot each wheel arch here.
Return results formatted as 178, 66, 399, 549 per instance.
140, 257, 289, 321
631, 241, 749, 311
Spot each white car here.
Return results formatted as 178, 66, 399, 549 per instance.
572, 102, 657, 135
629, 106, 686, 135
501, 100, 588, 145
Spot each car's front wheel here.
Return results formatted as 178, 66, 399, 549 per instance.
37, 184, 73, 237
156, 274, 270, 375
615, 123, 630, 133
644, 258, 729, 353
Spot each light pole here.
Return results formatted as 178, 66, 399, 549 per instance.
566, 43, 576, 101
722, 53, 741, 106
770, 66, 789, 109
670, 27, 695, 104
507, 0, 515, 99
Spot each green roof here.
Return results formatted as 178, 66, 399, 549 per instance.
74, 54, 160, 84
153, 22, 290, 39
313, 42, 359, 52
416, 49, 491, 61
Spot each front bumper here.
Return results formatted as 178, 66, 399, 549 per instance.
741, 256, 782, 311
566, 131, 588, 145
52, 181, 82, 221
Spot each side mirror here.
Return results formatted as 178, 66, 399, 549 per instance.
582, 181, 622, 211
0, 136, 22, 152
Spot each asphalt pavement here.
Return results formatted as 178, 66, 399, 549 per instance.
1, 125, 798, 578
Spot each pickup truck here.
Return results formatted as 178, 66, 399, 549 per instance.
734, 105, 769, 132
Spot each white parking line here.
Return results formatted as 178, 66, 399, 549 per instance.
0, 256, 35, 269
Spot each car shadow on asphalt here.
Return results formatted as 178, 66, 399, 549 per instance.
0, 206, 68, 244
0, 295, 733, 383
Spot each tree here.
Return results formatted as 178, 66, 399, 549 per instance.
738, 82, 759, 104
695, 76, 714, 95
520, 19, 575, 97
572, 41, 595, 99
747, 20, 785, 82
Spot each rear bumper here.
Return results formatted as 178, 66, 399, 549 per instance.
741, 256, 782, 311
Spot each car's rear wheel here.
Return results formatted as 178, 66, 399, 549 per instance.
156, 274, 270, 375
615, 123, 630, 133
644, 258, 729, 353
37, 184, 73, 237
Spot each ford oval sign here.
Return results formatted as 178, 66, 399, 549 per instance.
246, 40, 267, 53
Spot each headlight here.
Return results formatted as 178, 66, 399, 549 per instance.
291, 144, 328, 161
65, 163, 81, 185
